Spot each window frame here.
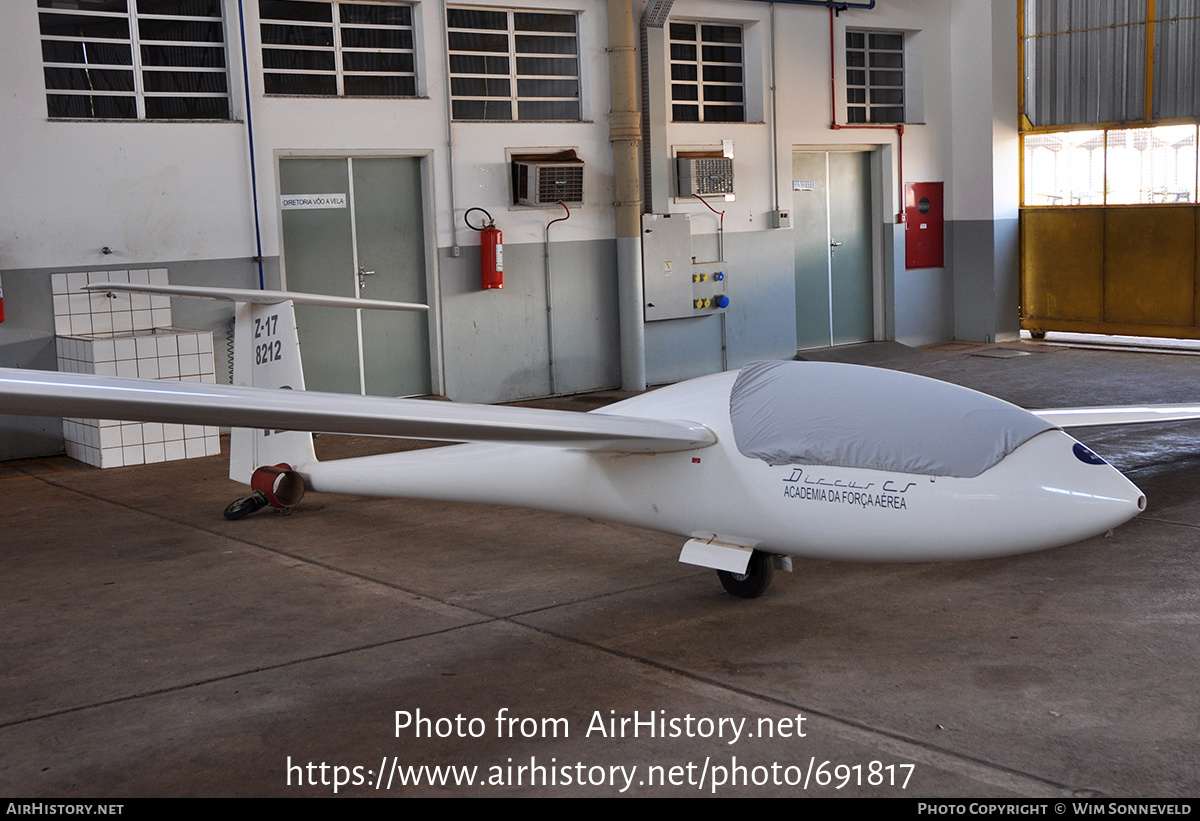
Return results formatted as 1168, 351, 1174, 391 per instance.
668, 20, 745, 123
38, 0, 233, 121
259, 0, 419, 98
446, 6, 582, 122
1021, 124, 1200, 207
845, 28, 905, 125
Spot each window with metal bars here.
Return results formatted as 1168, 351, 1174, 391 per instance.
668, 21, 744, 123
846, 30, 904, 124
38, 0, 231, 120
260, 0, 417, 96
446, 7, 580, 121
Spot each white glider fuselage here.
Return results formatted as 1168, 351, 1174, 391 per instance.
302, 370, 1146, 563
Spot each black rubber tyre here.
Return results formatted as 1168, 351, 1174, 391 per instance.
717, 550, 774, 598
224, 492, 267, 521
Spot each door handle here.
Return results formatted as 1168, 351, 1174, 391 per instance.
830, 240, 843, 247
358, 266, 375, 290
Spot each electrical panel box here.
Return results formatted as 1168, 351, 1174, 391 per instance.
905, 182, 944, 269
642, 213, 730, 321
513, 159, 584, 206
676, 156, 734, 198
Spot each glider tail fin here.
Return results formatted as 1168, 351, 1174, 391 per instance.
228, 298, 317, 484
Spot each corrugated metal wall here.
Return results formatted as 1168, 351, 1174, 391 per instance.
1023, 0, 1146, 126
1023, 0, 1200, 126
1153, 0, 1200, 119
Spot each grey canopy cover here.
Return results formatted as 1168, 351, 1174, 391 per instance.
729, 360, 1056, 478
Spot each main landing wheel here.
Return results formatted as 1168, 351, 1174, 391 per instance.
717, 550, 774, 598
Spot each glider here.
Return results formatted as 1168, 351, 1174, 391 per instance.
1, 284, 1193, 597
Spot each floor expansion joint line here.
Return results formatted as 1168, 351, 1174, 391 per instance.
1132, 515, 1200, 529
29, 472, 722, 627
0, 620, 497, 731
28, 471, 545, 620
502, 573, 713, 620
507, 616, 1075, 797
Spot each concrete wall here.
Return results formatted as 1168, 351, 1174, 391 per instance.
0, 0, 1021, 458
948, 0, 1021, 343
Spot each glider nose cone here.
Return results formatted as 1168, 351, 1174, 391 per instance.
1040, 434, 1146, 538
977, 430, 1145, 557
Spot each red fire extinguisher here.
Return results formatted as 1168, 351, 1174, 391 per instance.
465, 207, 503, 290
0, 273, 5, 323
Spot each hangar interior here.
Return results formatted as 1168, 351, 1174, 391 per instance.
2, 0, 1027, 460
4, 0, 1200, 798
6, 341, 1200, 797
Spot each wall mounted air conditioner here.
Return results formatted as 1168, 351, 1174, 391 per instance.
508, 157, 583, 206
676, 156, 734, 198
513, 158, 585, 207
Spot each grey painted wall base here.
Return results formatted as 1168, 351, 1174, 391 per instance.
893, 218, 953, 347
721, 229, 800, 368
993, 218, 1021, 342
881, 222, 898, 344
646, 228, 797, 385
646, 314, 725, 385
440, 229, 800, 400
887, 217, 1024, 348
889, 217, 1021, 349
437, 238, 621, 404
0, 218, 1009, 460
895, 263, 954, 347
950, 218, 1020, 343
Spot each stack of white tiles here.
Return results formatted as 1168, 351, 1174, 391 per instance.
52, 269, 221, 468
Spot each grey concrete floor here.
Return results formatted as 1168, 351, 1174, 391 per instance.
2, 340, 1199, 797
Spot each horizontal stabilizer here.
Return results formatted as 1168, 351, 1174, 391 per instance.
81, 282, 427, 312
0, 368, 716, 453
1033, 404, 1200, 428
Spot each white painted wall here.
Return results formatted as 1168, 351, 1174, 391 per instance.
991, 0, 1021, 223
945, 0, 1020, 223
1, 0, 1013, 338
652, 0, 957, 240
0, 0, 623, 274
950, 0, 998, 222
1, 0, 1007, 270
247, 0, 620, 255
0, 3, 256, 272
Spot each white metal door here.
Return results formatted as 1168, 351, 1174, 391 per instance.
279, 157, 431, 396
793, 151, 874, 349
